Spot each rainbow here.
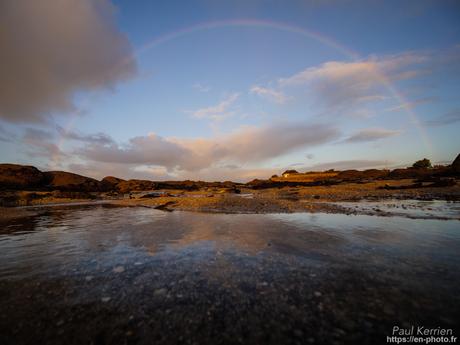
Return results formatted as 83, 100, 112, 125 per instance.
55, 18, 432, 168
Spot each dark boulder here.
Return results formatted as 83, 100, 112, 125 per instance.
361, 169, 390, 180
101, 176, 125, 191
452, 154, 460, 173
335, 170, 363, 181
388, 168, 431, 180
0, 164, 46, 190
44, 171, 103, 192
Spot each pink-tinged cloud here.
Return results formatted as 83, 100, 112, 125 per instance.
76, 122, 340, 172
278, 53, 428, 110
0, 0, 136, 123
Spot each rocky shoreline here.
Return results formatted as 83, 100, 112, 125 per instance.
1, 179, 459, 221
1, 158, 460, 219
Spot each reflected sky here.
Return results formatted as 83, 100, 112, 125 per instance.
0, 204, 459, 282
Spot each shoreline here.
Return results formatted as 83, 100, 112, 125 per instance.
1, 179, 459, 221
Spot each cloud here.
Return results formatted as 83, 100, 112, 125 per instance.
308, 160, 392, 171
343, 128, 402, 143
177, 167, 282, 183
193, 83, 211, 93
68, 162, 174, 181
0, 0, 136, 123
278, 53, 428, 111
77, 122, 340, 172
425, 109, 460, 127
22, 128, 66, 159
79, 133, 190, 170
191, 93, 239, 121
56, 126, 114, 145
0, 125, 16, 142
384, 97, 436, 113
250, 86, 289, 104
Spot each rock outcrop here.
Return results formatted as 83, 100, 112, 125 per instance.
335, 169, 390, 181
101, 176, 125, 191
0, 164, 46, 190
452, 154, 460, 173
388, 168, 431, 180
115, 179, 158, 193
44, 171, 103, 192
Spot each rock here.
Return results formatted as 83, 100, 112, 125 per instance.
154, 201, 176, 211
335, 169, 389, 181
217, 187, 241, 194
113, 266, 125, 273
44, 171, 104, 192
388, 168, 431, 179
100, 176, 125, 191
335, 170, 363, 181
116, 179, 157, 193
154, 288, 167, 296
0, 164, 46, 190
361, 169, 390, 179
452, 153, 460, 173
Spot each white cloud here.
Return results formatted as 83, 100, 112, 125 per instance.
250, 86, 289, 104
191, 93, 239, 121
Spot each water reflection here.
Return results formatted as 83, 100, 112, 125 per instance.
0, 204, 459, 345
0, 204, 459, 281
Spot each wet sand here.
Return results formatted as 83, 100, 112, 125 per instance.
0, 205, 459, 344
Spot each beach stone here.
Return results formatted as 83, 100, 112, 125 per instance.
113, 266, 125, 273
154, 288, 167, 296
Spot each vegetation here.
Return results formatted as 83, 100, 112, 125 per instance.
412, 158, 432, 169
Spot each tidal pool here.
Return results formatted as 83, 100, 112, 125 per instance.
0, 204, 459, 344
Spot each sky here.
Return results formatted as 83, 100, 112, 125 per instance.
0, 0, 459, 182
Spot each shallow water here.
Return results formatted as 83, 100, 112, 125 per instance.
0, 204, 459, 344
332, 199, 460, 219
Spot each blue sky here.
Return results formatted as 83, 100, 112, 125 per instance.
0, 0, 459, 181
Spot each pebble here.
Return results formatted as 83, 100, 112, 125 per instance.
293, 329, 303, 337
314, 291, 322, 297
113, 266, 125, 273
101, 297, 111, 303
154, 288, 167, 296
